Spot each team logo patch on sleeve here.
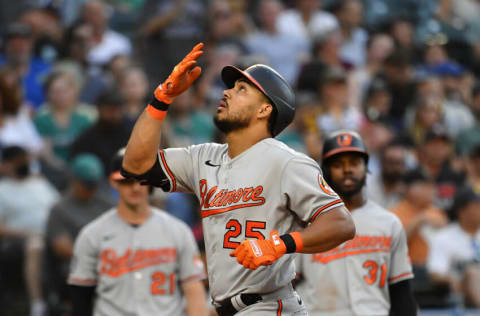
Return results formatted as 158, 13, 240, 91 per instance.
318, 174, 336, 196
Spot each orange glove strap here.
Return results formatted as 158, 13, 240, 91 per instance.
146, 95, 170, 120
146, 105, 168, 120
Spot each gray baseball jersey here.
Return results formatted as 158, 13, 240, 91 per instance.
157, 138, 344, 301
296, 200, 413, 316
68, 207, 205, 316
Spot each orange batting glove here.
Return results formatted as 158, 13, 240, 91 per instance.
146, 43, 204, 120
230, 231, 303, 270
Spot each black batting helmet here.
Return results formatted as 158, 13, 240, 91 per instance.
321, 130, 369, 182
221, 64, 296, 136
322, 130, 369, 163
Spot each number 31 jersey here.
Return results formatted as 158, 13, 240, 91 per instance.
157, 138, 344, 301
296, 200, 413, 316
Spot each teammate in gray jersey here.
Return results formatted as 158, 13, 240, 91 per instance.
121, 43, 355, 315
296, 130, 417, 316
68, 149, 207, 316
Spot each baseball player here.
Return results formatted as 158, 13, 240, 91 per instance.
121, 43, 355, 315
68, 148, 207, 316
296, 130, 417, 316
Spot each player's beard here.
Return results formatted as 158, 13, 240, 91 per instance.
213, 110, 252, 134
329, 173, 366, 198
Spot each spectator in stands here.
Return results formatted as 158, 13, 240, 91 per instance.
70, 89, 131, 178
314, 67, 363, 135
19, 4, 64, 63
0, 68, 44, 155
411, 73, 475, 139
276, 0, 338, 51
381, 51, 416, 129
55, 21, 108, 105
359, 117, 395, 175
436, 0, 480, 44
348, 33, 394, 110
367, 140, 408, 209
407, 95, 444, 146
34, 70, 96, 189
245, 0, 307, 84
82, 1, 132, 68
391, 170, 448, 269
415, 125, 466, 212
296, 29, 345, 94
455, 84, 480, 156
105, 54, 132, 88
387, 17, 419, 64
0, 23, 51, 108
44, 153, 113, 316
465, 144, 480, 193
34, 70, 96, 162
331, 0, 368, 68
119, 67, 149, 127
427, 186, 480, 308
140, 0, 208, 88
206, 0, 250, 49
362, 77, 393, 123
0, 145, 59, 316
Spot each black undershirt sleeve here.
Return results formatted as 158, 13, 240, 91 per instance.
120, 156, 171, 191
389, 279, 417, 316
70, 285, 96, 316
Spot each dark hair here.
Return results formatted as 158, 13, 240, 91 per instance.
384, 50, 411, 68
0, 69, 23, 115
59, 21, 85, 59
379, 138, 407, 161
96, 88, 125, 107
2, 145, 27, 162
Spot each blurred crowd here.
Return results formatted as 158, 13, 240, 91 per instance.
0, 0, 480, 315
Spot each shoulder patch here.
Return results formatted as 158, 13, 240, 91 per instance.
318, 174, 336, 196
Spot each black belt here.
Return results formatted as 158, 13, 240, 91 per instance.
215, 293, 263, 316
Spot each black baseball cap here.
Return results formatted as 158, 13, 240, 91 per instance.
452, 186, 480, 214
403, 169, 433, 185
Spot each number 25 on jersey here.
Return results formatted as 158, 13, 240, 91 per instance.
223, 219, 266, 249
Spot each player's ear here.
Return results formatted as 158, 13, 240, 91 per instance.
257, 102, 273, 120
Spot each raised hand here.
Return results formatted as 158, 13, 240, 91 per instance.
154, 43, 204, 104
